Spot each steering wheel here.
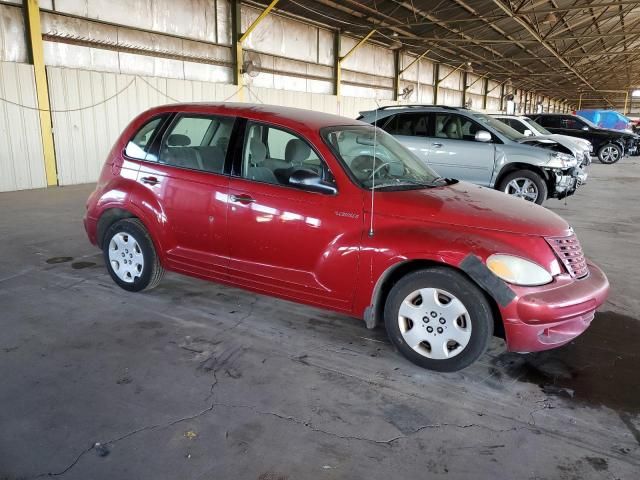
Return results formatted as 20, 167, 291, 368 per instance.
368, 161, 391, 180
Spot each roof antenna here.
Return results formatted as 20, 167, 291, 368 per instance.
369, 100, 380, 237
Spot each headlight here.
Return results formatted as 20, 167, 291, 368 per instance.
486, 254, 553, 286
547, 152, 577, 168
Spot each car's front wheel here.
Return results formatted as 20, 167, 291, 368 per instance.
498, 170, 547, 205
103, 218, 164, 292
384, 268, 494, 372
597, 143, 622, 164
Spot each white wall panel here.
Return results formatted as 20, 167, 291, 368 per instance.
439, 88, 462, 107
47, 67, 238, 185
0, 62, 46, 192
0, 4, 27, 63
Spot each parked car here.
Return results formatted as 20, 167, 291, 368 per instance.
358, 105, 585, 205
84, 103, 609, 372
492, 114, 593, 169
530, 113, 638, 164
576, 109, 640, 157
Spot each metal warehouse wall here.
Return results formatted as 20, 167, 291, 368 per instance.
46, 65, 395, 185
0, 61, 46, 192
0, 0, 572, 192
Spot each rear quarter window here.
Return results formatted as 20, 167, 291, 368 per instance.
125, 116, 167, 161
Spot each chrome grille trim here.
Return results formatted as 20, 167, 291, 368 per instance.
545, 234, 589, 279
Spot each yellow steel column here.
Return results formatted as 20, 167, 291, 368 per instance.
234, 0, 279, 101
25, 0, 57, 186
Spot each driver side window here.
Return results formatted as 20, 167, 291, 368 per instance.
241, 122, 334, 188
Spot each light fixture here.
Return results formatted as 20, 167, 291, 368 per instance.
632, 89, 640, 97
466, 61, 473, 72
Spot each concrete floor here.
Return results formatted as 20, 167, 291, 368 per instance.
0, 160, 639, 480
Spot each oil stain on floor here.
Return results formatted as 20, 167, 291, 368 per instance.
492, 311, 640, 415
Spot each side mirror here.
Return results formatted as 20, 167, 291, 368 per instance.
524, 129, 533, 137
288, 169, 337, 195
475, 130, 492, 142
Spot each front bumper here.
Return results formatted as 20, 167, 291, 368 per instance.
549, 165, 587, 198
501, 261, 609, 352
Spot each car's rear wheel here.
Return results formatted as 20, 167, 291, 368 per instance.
384, 268, 494, 372
498, 170, 547, 205
103, 218, 164, 292
597, 143, 622, 164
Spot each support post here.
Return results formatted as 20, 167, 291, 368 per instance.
393, 49, 400, 101
24, 0, 57, 186
578, 92, 583, 110
499, 82, 505, 112
433, 63, 440, 104
624, 90, 629, 115
334, 31, 341, 96
482, 77, 489, 110
233, 0, 279, 101
461, 70, 468, 108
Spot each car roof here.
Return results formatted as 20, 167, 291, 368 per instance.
141, 102, 365, 130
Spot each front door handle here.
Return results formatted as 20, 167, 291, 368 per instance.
230, 194, 256, 205
140, 176, 160, 185
432, 142, 443, 148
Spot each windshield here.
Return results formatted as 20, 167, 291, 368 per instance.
471, 113, 524, 141
524, 118, 552, 135
322, 125, 442, 190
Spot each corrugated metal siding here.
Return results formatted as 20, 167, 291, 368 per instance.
47, 67, 239, 185
46, 66, 404, 186
0, 62, 46, 192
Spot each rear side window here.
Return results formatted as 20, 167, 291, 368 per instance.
124, 116, 165, 161
158, 115, 235, 174
382, 113, 429, 137
561, 117, 586, 130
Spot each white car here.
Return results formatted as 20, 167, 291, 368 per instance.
493, 115, 593, 167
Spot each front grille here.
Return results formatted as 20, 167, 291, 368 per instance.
546, 234, 589, 279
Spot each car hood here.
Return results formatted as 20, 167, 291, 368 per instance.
374, 181, 571, 237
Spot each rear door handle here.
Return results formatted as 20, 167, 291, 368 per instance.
230, 194, 256, 205
432, 142, 443, 148
140, 176, 160, 185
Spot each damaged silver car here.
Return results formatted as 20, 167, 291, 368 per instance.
358, 105, 587, 205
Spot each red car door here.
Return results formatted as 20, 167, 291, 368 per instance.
226, 121, 362, 312
132, 113, 235, 280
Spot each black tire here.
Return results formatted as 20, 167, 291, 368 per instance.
102, 218, 164, 292
597, 143, 622, 164
497, 169, 547, 205
384, 268, 494, 372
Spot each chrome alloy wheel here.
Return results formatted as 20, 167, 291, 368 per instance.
397, 288, 471, 360
504, 177, 539, 202
601, 146, 620, 163
108, 232, 144, 283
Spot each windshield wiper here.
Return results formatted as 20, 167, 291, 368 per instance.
370, 178, 448, 190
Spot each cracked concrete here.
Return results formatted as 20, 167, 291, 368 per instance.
1, 160, 639, 479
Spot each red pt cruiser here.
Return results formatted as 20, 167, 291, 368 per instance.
84, 103, 609, 371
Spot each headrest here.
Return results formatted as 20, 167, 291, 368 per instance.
249, 138, 267, 165
445, 119, 459, 135
285, 138, 311, 164
167, 134, 190, 146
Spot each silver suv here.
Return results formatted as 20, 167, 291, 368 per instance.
358, 105, 587, 205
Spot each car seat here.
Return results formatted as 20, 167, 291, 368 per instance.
246, 138, 278, 184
